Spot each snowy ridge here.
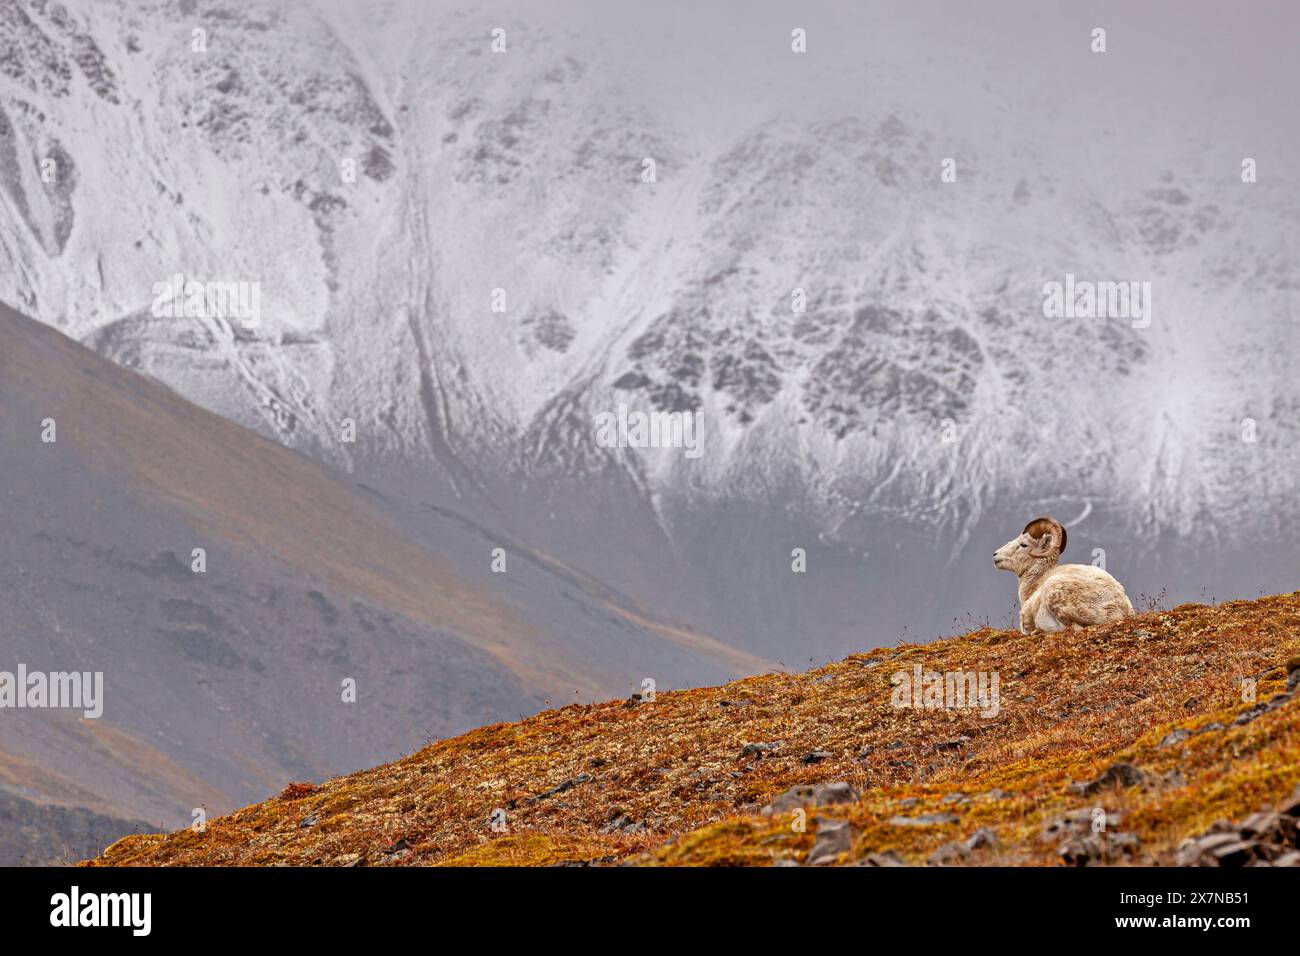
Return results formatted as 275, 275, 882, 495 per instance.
1, 0, 1297, 546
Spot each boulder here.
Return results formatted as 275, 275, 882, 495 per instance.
807, 819, 854, 865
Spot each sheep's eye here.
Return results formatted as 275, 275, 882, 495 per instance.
1019, 542, 1028, 548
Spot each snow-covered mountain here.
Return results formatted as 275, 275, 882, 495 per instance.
3, 0, 1298, 654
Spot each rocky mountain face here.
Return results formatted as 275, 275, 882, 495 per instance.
2, 5, 1295, 634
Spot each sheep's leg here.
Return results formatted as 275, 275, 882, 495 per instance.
1033, 606, 1064, 633
1046, 593, 1104, 629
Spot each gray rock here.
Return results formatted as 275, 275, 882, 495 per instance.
379, 838, 411, 864
762, 781, 859, 816
1071, 762, 1149, 796
1058, 838, 1092, 866
965, 827, 999, 851
1177, 785, 1300, 867
810, 782, 860, 806
1042, 808, 1119, 840
1108, 832, 1141, 855
739, 741, 782, 759
888, 812, 960, 827
1278, 785, 1300, 817
599, 814, 643, 834
1060, 831, 1140, 866
1231, 703, 1270, 727
1209, 840, 1258, 867
807, 820, 854, 865
527, 772, 592, 803
1176, 831, 1242, 866
927, 841, 968, 865
857, 850, 905, 867
1239, 811, 1282, 841
1174, 843, 1204, 866
802, 749, 833, 764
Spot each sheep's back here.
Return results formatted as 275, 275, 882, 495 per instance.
1039, 563, 1134, 625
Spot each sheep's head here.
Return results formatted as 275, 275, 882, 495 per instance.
993, 516, 1067, 575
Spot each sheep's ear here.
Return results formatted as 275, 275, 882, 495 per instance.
1028, 530, 1057, 558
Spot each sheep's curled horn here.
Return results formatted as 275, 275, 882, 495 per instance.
1023, 516, 1067, 555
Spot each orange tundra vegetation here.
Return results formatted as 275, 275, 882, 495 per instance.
89, 591, 1300, 867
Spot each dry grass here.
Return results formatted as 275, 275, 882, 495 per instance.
89, 592, 1300, 867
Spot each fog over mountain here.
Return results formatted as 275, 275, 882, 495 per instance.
0, 0, 1297, 860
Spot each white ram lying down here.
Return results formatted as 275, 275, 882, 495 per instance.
993, 516, 1134, 634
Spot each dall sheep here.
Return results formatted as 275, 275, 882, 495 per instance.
993, 516, 1133, 634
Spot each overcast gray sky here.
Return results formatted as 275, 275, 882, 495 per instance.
325, 0, 1299, 177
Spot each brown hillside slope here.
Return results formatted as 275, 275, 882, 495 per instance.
91, 592, 1300, 867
